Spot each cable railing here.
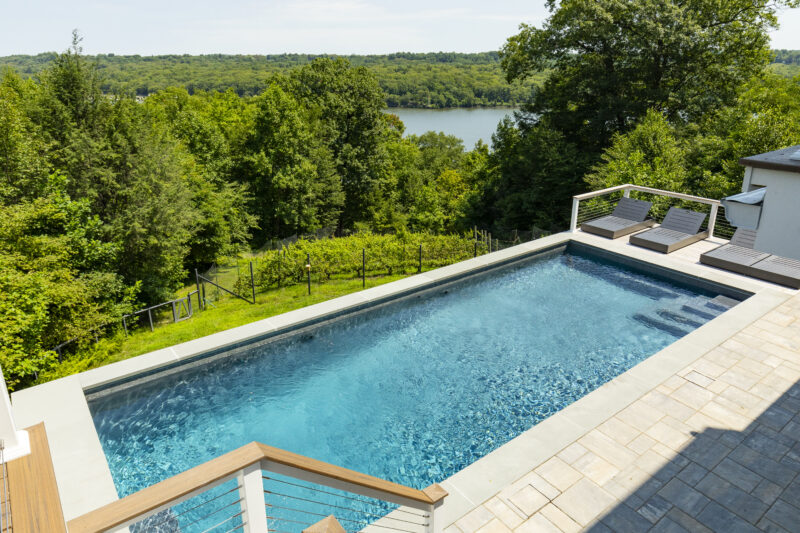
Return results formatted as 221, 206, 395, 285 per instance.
570, 184, 730, 239
0, 441, 10, 533
66, 442, 447, 533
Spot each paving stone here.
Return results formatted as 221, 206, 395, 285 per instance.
637, 494, 672, 524
642, 390, 696, 421
664, 508, 713, 533
608, 465, 663, 502
617, 401, 664, 432
443, 525, 463, 533
692, 359, 727, 379
742, 429, 791, 462
712, 457, 762, 492
598, 416, 640, 446
579, 429, 639, 469
513, 513, 560, 533
557, 442, 588, 465
695, 472, 768, 524
779, 477, 800, 508
718, 368, 761, 391
600, 501, 653, 532
484, 497, 524, 529
671, 382, 714, 410
657, 478, 710, 516
646, 422, 692, 452
649, 517, 689, 533
455, 505, 495, 532
695, 502, 760, 533
535, 457, 582, 492
552, 478, 616, 526
628, 433, 657, 455
677, 462, 708, 486
683, 371, 713, 388
701, 401, 752, 431
757, 405, 794, 432
756, 517, 792, 533
572, 451, 620, 486
728, 445, 796, 487
680, 434, 732, 470
510, 471, 560, 501
508, 485, 549, 517
764, 499, 800, 532
476, 518, 512, 533
537, 503, 581, 533
752, 478, 783, 506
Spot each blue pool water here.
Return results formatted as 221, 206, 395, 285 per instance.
89, 248, 740, 504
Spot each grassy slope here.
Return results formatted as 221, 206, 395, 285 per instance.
79, 274, 407, 370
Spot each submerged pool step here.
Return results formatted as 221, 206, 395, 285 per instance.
655, 309, 705, 329
568, 259, 683, 300
633, 313, 691, 338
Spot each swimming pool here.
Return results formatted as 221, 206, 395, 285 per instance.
88, 245, 745, 512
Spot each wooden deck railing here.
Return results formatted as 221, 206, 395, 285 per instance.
67, 441, 447, 533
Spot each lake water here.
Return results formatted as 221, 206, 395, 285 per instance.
387, 107, 518, 149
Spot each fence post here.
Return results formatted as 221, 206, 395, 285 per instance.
418, 244, 422, 273
708, 203, 719, 238
250, 261, 256, 304
570, 197, 580, 232
122, 315, 128, 337
238, 462, 269, 533
362, 248, 366, 288
488, 233, 492, 253
171, 301, 178, 323
147, 309, 154, 332
195, 269, 202, 311
306, 253, 311, 295
474, 240, 477, 257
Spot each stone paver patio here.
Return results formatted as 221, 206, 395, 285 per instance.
444, 286, 800, 532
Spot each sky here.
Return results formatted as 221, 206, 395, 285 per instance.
0, 0, 798, 56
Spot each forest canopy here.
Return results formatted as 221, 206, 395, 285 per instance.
0, 52, 541, 108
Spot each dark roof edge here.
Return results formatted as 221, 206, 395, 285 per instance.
739, 157, 800, 174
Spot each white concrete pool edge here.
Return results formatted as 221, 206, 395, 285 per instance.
9, 232, 790, 525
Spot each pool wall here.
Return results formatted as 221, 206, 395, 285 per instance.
10, 231, 791, 525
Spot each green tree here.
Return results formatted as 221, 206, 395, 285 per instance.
484, 0, 799, 230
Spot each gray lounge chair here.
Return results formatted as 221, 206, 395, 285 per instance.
749, 255, 800, 289
629, 207, 708, 253
581, 197, 655, 239
699, 228, 769, 276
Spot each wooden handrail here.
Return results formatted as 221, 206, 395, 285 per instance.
67, 441, 447, 533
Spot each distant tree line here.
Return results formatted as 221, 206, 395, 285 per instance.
0, 51, 540, 108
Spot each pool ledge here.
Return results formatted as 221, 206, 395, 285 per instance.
9, 231, 792, 525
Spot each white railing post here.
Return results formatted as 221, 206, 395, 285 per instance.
570, 197, 580, 232
623, 188, 630, 198
426, 503, 436, 533
0, 367, 29, 462
708, 203, 719, 238
238, 462, 268, 533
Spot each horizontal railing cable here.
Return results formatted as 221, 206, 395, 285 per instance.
176, 498, 244, 532
198, 510, 245, 533
262, 475, 428, 518
137, 486, 243, 531
263, 489, 426, 526
265, 503, 420, 532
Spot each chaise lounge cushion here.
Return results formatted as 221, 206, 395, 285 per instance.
700, 228, 768, 275
629, 207, 708, 254
581, 197, 654, 239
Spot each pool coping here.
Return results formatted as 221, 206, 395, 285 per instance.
9, 232, 792, 525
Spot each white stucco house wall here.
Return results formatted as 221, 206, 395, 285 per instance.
737, 145, 800, 260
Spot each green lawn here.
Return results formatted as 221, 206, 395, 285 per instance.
95, 274, 407, 367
